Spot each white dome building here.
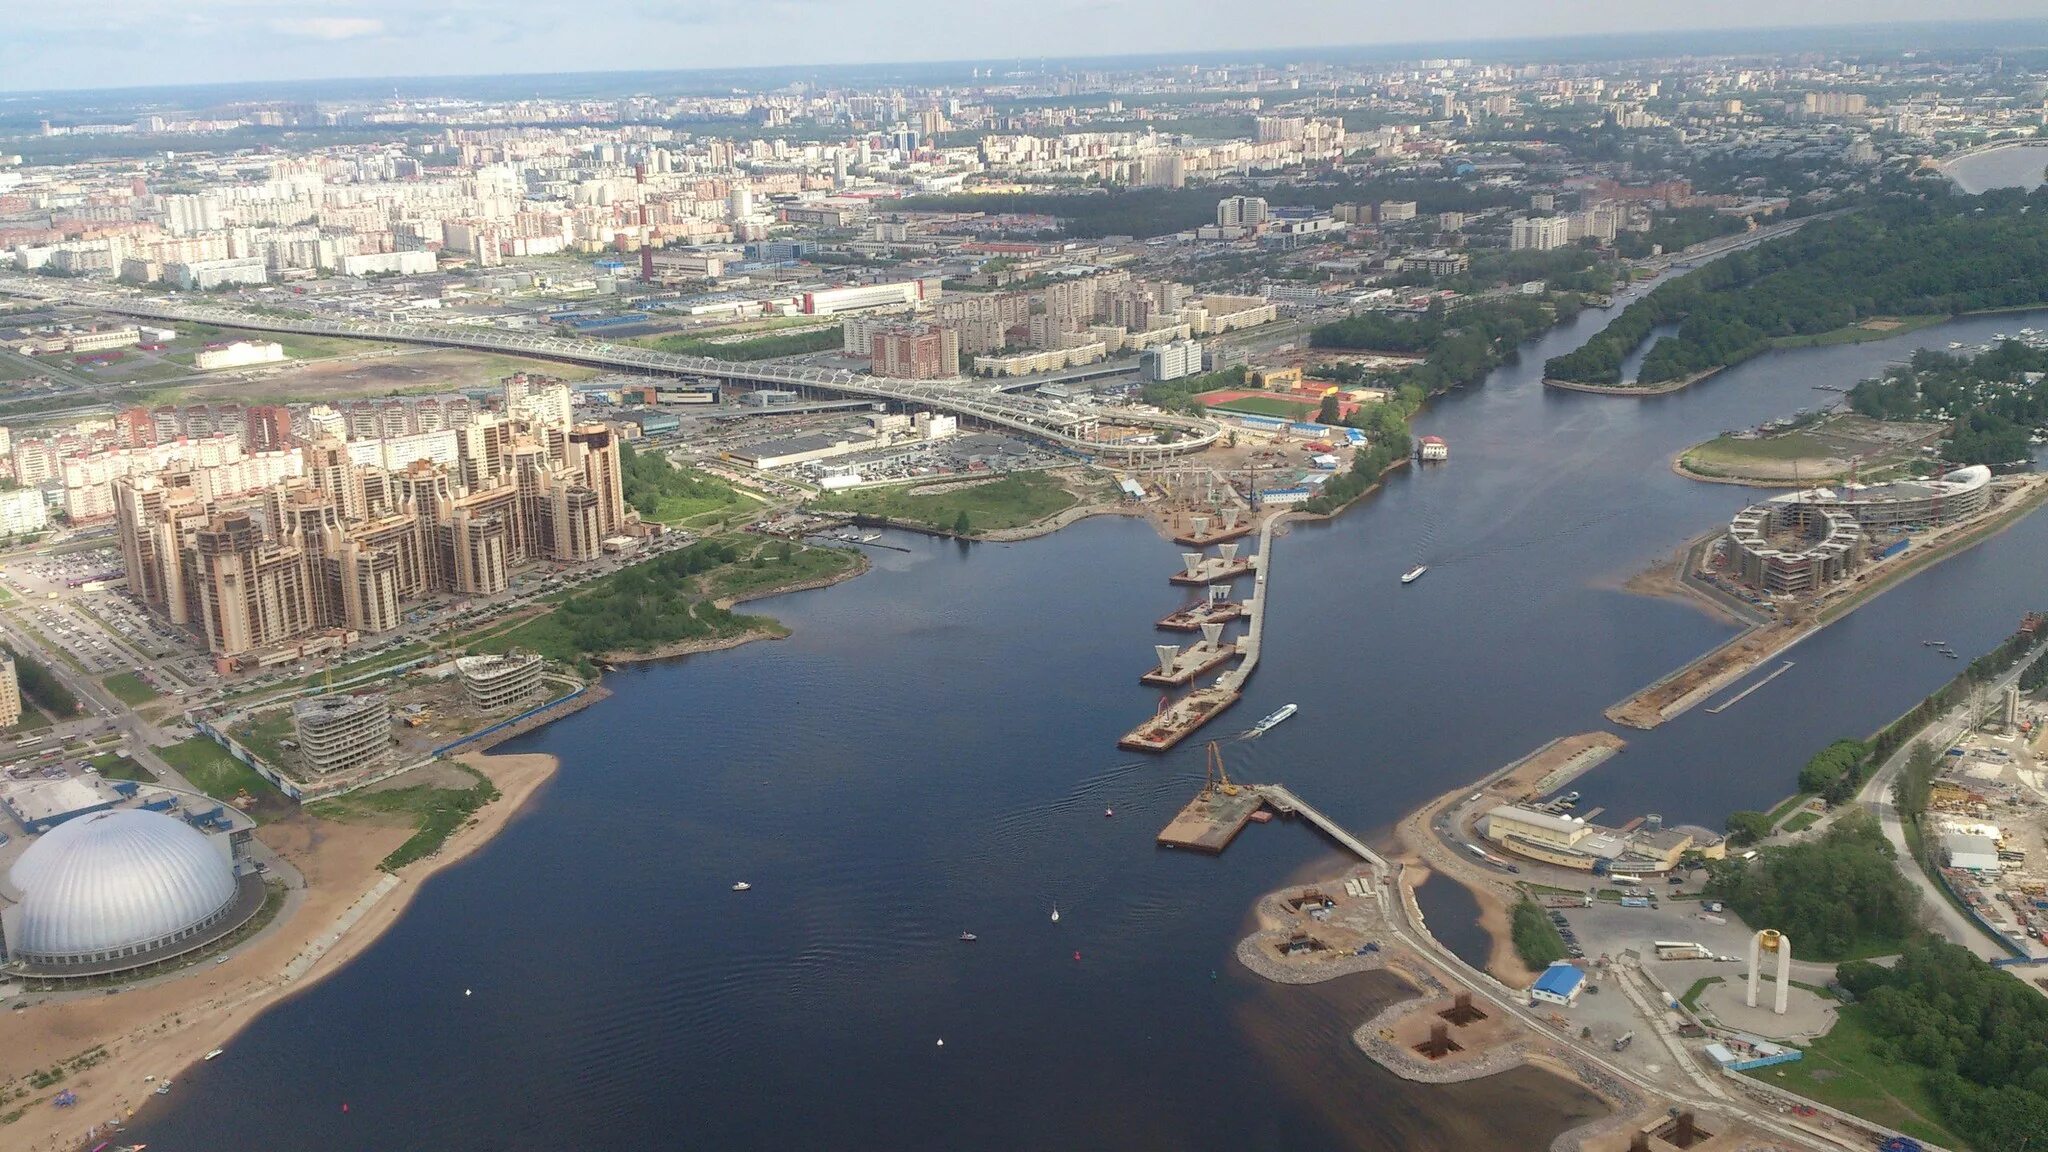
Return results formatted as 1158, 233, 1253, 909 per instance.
2, 809, 258, 977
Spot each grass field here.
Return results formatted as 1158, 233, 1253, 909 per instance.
1679, 975, 1723, 1011
90, 751, 154, 782
102, 671, 161, 706
810, 471, 1077, 534
1770, 314, 1948, 350
1746, 1006, 1964, 1148
232, 708, 296, 767
154, 736, 289, 817
307, 764, 500, 872
1784, 810, 1823, 833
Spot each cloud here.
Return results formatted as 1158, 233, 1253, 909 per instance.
265, 16, 386, 39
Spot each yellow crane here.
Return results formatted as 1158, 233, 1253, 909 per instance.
1204, 740, 1241, 798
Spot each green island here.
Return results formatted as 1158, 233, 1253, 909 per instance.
809, 470, 1083, 535
1544, 183, 2048, 388
476, 535, 862, 670
1675, 410, 1946, 485
1849, 339, 2048, 466
307, 763, 502, 872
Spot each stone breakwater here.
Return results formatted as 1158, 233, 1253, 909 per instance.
1232, 879, 1399, 985
1352, 996, 1534, 1085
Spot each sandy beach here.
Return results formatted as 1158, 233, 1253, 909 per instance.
0, 749, 558, 1152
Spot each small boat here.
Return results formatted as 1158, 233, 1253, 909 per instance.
154, 1082, 172, 1097
1924, 639, 1944, 646
202, 1049, 223, 1061
1250, 703, 1297, 735
1943, 651, 1960, 659
959, 931, 978, 942
859, 531, 881, 543
1949, 341, 1964, 349
731, 882, 752, 892
1401, 565, 1428, 584
1050, 906, 1060, 923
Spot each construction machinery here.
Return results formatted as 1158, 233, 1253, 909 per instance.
1204, 740, 1242, 798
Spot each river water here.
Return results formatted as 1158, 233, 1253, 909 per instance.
127, 298, 2048, 1150
1942, 143, 2048, 194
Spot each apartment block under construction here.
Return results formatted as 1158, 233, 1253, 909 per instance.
113, 387, 633, 671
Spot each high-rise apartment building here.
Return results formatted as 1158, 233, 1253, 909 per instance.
872, 324, 961, 380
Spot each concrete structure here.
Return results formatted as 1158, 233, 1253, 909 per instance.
1746, 929, 1792, 1014
1479, 804, 1712, 872
2, 776, 119, 834
193, 340, 285, 371
0, 809, 258, 977
1530, 961, 1586, 1006
1140, 339, 1203, 382
454, 651, 546, 711
1724, 465, 1993, 593
1940, 822, 2001, 872
165, 256, 268, 291
291, 693, 392, 775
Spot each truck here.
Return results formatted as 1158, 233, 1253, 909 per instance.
1612, 1032, 1636, 1052
1619, 896, 1651, 908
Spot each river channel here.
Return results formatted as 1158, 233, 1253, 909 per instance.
125, 294, 2048, 1148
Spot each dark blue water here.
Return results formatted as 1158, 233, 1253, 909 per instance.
129, 302, 2048, 1150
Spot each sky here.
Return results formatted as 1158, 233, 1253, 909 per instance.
0, 0, 2043, 94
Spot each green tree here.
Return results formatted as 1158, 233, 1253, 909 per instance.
1724, 810, 1775, 846
953, 510, 972, 536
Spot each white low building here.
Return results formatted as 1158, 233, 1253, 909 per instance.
193, 340, 286, 371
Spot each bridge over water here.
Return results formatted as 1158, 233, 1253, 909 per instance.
0, 278, 1223, 463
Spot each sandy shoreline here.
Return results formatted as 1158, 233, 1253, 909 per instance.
0, 749, 559, 1152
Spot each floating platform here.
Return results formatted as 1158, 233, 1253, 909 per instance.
1117, 685, 1242, 752
1157, 786, 1268, 853
1157, 597, 1247, 631
1140, 639, 1241, 686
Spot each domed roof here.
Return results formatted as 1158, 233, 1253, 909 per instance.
9, 809, 236, 962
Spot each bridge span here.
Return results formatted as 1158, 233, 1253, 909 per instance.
0, 278, 1222, 462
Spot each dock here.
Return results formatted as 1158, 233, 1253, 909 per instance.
1172, 510, 1255, 548
1141, 624, 1241, 686
1157, 586, 1246, 632
1705, 660, 1795, 714
1120, 518, 1277, 752
1169, 543, 1256, 586
1117, 685, 1242, 751
1257, 784, 1389, 869
1157, 786, 1268, 852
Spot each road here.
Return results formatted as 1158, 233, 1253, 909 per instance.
1855, 644, 2048, 961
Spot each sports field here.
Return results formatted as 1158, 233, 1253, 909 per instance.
1194, 389, 1320, 419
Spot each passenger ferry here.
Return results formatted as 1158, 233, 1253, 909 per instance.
1250, 703, 1298, 735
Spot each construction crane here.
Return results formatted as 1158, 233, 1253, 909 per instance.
1204, 740, 1242, 798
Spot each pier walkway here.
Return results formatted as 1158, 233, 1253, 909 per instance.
1257, 784, 1388, 871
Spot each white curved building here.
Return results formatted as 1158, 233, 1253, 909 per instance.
2, 809, 260, 976
1724, 465, 1996, 594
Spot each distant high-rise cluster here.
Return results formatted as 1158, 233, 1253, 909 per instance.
109, 377, 630, 669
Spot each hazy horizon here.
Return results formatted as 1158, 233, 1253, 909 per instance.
4, 6, 2048, 96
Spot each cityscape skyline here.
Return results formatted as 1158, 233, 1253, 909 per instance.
4, 8, 2048, 93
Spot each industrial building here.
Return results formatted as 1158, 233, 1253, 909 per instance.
1529, 962, 1586, 1006
1479, 805, 1716, 873
0, 808, 263, 979
292, 693, 393, 775
2, 776, 119, 834
455, 652, 547, 711
193, 340, 286, 371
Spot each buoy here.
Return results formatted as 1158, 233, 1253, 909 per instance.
1105, 808, 1114, 818
464, 989, 472, 997
1073, 950, 1082, 962
342, 1103, 350, 1113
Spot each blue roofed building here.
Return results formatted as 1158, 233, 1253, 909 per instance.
1530, 962, 1586, 1007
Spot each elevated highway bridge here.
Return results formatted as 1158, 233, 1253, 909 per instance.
0, 278, 1222, 462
